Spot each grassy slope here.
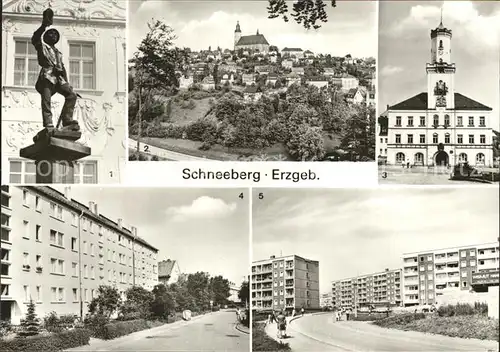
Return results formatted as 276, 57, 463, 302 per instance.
252, 323, 291, 352
167, 98, 213, 126
374, 315, 499, 341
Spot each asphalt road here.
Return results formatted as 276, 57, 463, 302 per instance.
69, 311, 248, 352
280, 313, 498, 352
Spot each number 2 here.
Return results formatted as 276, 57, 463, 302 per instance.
144, 145, 149, 152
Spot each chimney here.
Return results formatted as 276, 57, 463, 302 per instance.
131, 226, 137, 238
270, 255, 276, 259
64, 186, 71, 199
89, 201, 95, 213
117, 218, 123, 229
94, 203, 98, 215
385, 268, 389, 272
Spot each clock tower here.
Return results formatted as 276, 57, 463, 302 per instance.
427, 15, 456, 109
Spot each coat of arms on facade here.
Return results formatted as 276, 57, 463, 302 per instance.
434, 80, 448, 96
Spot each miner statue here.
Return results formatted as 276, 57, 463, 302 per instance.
32, 8, 81, 132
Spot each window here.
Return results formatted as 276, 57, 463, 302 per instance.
14, 39, 38, 86
74, 161, 98, 183
407, 134, 413, 144
35, 225, 41, 241
462, 282, 467, 288
36, 255, 41, 267
58, 288, 65, 302
23, 190, 29, 206
83, 241, 87, 254
1, 249, 9, 262
50, 230, 64, 247
457, 134, 463, 144
419, 116, 425, 126
433, 115, 439, 126
468, 116, 474, 126
35, 196, 41, 211
57, 206, 63, 220
71, 237, 77, 251
9, 160, 36, 184
395, 116, 401, 126
419, 266, 424, 272
69, 42, 96, 89
457, 116, 463, 126
444, 115, 450, 126
480, 135, 486, 144
395, 134, 401, 144
23, 252, 29, 267
24, 285, 29, 302
51, 258, 64, 274
469, 260, 476, 267
469, 250, 475, 257
73, 288, 78, 302
90, 243, 95, 256
479, 116, 485, 127
460, 261, 466, 268
72, 213, 77, 226
23, 220, 29, 239
460, 251, 466, 258
1, 263, 10, 276
433, 134, 438, 144
407, 116, 413, 126
419, 135, 425, 143
461, 271, 467, 278
476, 153, 485, 165
91, 266, 95, 279
36, 286, 41, 301
49, 203, 56, 216
444, 133, 450, 144
84, 265, 88, 278
427, 264, 432, 270
468, 135, 474, 144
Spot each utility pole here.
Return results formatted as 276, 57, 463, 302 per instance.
78, 210, 84, 320
136, 84, 142, 153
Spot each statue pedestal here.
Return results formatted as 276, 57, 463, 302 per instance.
20, 129, 91, 184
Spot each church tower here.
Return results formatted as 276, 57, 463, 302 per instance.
426, 11, 456, 109
234, 21, 242, 50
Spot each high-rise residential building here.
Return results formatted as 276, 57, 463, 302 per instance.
402, 242, 499, 307
1, 186, 159, 324
251, 255, 319, 311
331, 268, 402, 309
379, 18, 494, 167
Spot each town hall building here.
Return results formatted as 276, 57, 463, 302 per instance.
234, 21, 270, 53
381, 19, 494, 167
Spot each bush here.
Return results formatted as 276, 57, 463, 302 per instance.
129, 151, 139, 161
138, 153, 149, 161
97, 319, 163, 340
0, 328, 90, 352
84, 313, 109, 338
373, 313, 426, 327
186, 120, 218, 142
437, 302, 488, 317
0, 320, 12, 338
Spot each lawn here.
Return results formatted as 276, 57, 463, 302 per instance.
374, 314, 499, 341
166, 97, 214, 126
252, 322, 290, 352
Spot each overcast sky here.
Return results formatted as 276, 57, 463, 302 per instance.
253, 188, 499, 294
128, 0, 376, 57
53, 187, 249, 286
379, 1, 500, 127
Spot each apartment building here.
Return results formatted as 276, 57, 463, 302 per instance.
1, 186, 159, 324
402, 242, 499, 306
251, 255, 320, 311
331, 268, 402, 309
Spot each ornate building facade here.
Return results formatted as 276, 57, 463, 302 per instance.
234, 21, 270, 53
382, 20, 494, 167
1, 0, 127, 184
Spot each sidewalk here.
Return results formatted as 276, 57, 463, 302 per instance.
66, 313, 213, 351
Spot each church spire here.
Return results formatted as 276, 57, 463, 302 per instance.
235, 21, 241, 33
257, 29, 259, 35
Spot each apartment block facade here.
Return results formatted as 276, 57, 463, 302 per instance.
402, 242, 499, 306
1, 186, 159, 324
251, 255, 320, 311
331, 269, 402, 309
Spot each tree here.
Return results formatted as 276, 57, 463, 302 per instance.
151, 284, 176, 321
267, 0, 337, 30
18, 300, 40, 337
238, 281, 249, 306
88, 285, 122, 320
186, 272, 211, 310
209, 276, 230, 306
286, 124, 326, 161
120, 286, 154, 320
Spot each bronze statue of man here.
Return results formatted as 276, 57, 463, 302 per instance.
32, 8, 79, 130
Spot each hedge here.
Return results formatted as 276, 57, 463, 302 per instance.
96, 319, 163, 340
0, 328, 90, 352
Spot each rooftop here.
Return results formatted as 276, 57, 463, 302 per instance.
402, 242, 499, 256
389, 92, 492, 111
236, 34, 269, 46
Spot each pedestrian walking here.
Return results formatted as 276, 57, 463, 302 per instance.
301, 307, 305, 317
276, 310, 287, 339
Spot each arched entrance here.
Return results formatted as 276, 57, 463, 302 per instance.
434, 151, 449, 166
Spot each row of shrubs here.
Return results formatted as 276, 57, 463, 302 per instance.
0, 328, 90, 352
373, 312, 426, 327
437, 302, 488, 317
90, 319, 162, 340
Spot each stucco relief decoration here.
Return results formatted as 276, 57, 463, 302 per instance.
2, 89, 39, 112
9, 0, 125, 20
65, 23, 99, 36
2, 19, 19, 33
5, 122, 42, 152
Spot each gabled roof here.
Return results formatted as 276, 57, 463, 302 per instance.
390, 92, 492, 111
158, 259, 178, 278
283, 47, 303, 52
236, 34, 269, 46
